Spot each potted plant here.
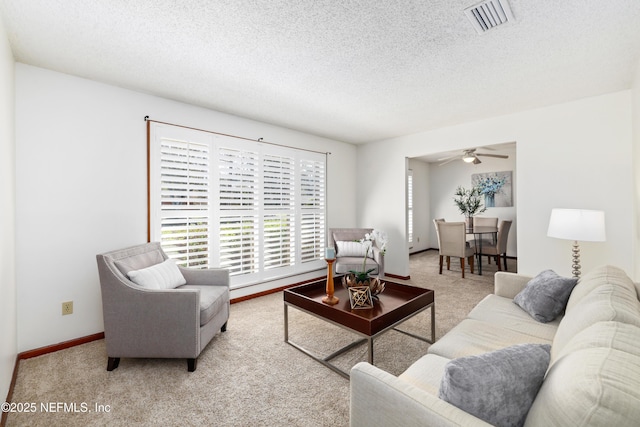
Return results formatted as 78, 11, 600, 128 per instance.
453, 186, 486, 228
342, 229, 388, 297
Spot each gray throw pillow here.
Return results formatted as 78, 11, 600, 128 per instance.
439, 343, 551, 427
513, 269, 578, 323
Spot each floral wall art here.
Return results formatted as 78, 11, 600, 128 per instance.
472, 171, 513, 208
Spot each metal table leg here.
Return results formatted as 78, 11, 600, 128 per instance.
284, 301, 435, 378
473, 233, 483, 275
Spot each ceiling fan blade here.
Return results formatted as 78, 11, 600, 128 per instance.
438, 156, 460, 166
436, 153, 459, 162
473, 157, 481, 164
475, 153, 509, 159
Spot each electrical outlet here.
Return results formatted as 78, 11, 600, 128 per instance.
62, 301, 73, 315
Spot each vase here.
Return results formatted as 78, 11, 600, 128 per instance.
465, 216, 474, 230
485, 193, 495, 208
342, 273, 385, 297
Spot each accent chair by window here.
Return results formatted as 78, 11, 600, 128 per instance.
96, 242, 230, 372
329, 228, 385, 277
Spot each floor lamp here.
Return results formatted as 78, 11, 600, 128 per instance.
547, 208, 606, 278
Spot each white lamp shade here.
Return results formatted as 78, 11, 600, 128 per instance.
547, 209, 606, 242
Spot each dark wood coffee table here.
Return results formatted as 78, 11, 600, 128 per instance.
284, 276, 435, 378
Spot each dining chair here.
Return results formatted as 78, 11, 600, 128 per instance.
475, 220, 512, 271
432, 218, 448, 265
435, 221, 475, 278
432, 218, 445, 241
473, 216, 498, 262
436, 217, 473, 252
473, 216, 498, 227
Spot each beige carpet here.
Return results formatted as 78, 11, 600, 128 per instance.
6, 251, 516, 426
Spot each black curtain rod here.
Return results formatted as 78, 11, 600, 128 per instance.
144, 116, 331, 155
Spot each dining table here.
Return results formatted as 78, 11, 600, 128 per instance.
466, 225, 499, 275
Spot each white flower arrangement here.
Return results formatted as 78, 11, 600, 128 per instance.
351, 229, 388, 281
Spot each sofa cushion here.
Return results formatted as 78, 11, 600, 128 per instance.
127, 258, 186, 289
494, 272, 534, 299
398, 353, 451, 396
468, 294, 560, 341
428, 318, 552, 360
178, 284, 229, 326
566, 265, 638, 312
550, 321, 640, 369
526, 344, 640, 426
551, 282, 640, 360
439, 343, 551, 427
513, 270, 577, 323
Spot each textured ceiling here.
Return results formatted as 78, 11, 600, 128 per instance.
1, 0, 640, 144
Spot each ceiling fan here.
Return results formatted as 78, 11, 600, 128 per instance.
438, 148, 508, 166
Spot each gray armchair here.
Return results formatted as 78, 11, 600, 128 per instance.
329, 228, 385, 277
96, 242, 230, 372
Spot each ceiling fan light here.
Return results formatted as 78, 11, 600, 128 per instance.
462, 155, 475, 163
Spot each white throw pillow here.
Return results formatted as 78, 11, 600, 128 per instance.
127, 258, 186, 289
336, 241, 369, 258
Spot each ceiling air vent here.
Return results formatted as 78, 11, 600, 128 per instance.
464, 0, 514, 34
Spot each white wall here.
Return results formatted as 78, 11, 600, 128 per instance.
15, 64, 357, 352
0, 17, 16, 401
358, 91, 635, 280
356, 148, 406, 275
426, 145, 517, 256
633, 59, 640, 280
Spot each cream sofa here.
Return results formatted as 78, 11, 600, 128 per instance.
350, 265, 640, 426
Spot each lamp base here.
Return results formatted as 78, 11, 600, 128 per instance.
571, 240, 581, 278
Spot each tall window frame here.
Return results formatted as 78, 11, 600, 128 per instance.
407, 169, 414, 244
148, 121, 327, 288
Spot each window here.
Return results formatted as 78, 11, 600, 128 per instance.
149, 122, 326, 288
407, 169, 414, 244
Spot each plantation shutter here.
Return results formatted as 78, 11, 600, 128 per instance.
149, 121, 327, 288
299, 158, 325, 263
263, 153, 296, 272
150, 126, 211, 267
218, 146, 260, 276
